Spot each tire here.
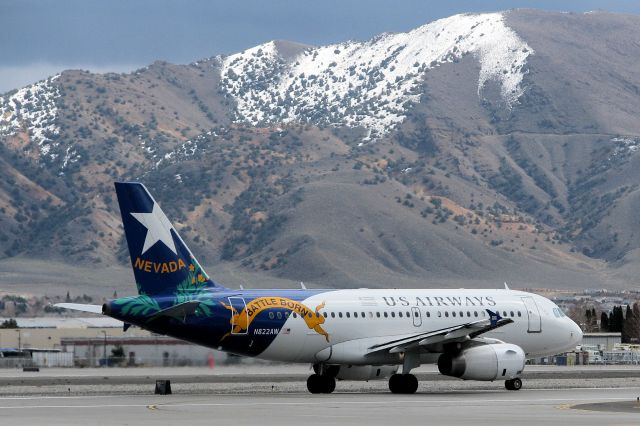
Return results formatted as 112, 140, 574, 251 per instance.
402, 374, 418, 394
323, 376, 336, 394
505, 378, 522, 391
389, 374, 403, 394
307, 374, 322, 394
511, 378, 522, 390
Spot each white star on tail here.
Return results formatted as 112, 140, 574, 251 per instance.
130, 203, 177, 255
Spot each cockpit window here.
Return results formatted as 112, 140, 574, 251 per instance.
552, 307, 565, 318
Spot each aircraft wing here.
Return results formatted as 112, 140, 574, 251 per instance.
366, 309, 513, 355
53, 303, 103, 314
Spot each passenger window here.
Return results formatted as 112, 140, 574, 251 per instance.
269, 312, 274, 319
362, 312, 366, 318
346, 312, 350, 318
452, 312, 456, 317
474, 311, 478, 317
277, 312, 282, 319
331, 312, 335, 318
323, 312, 327, 318
460, 311, 464, 317
517, 311, 522, 317
293, 313, 297, 318
445, 312, 449, 317
426, 311, 430, 318
339, 312, 343, 318
384, 312, 389, 318
398, 312, 403, 318
376, 312, 381, 318
406, 311, 410, 317
391, 312, 396, 318
467, 311, 471, 317
438, 311, 442, 317
503, 311, 508, 317
510, 311, 514, 317
353, 312, 358, 318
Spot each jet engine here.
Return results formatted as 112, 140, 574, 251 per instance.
437, 343, 525, 381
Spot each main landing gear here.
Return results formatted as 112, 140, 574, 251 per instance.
388, 373, 419, 394
504, 378, 522, 391
307, 374, 336, 394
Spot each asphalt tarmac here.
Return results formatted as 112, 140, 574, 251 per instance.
0, 366, 639, 425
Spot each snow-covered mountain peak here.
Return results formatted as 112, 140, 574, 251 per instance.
0, 76, 60, 156
220, 12, 533, 138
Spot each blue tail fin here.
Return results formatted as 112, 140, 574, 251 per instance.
114, 182, 225, 296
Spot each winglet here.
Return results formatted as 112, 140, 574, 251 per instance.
486, 309, 502, 327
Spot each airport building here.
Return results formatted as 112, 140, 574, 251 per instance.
581, 332, 621, 351
0, 317, 226, 367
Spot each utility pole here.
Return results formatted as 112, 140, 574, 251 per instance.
101, 330, 107, 367
16, 329, 21, 351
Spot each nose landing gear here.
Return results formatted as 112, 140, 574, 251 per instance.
388, 373, 419, 394
505, 378, 522, 391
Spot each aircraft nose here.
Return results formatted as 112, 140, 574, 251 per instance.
569, 318, 583, 346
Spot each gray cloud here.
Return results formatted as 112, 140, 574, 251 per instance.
1, 0, 638, 92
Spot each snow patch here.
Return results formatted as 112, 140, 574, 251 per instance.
610, 137, 640, 159
0, 76, 61, 156
220, 12, 533, 138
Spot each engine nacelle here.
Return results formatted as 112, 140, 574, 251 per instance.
331, 365, 398, 381
437, 343, 525, 381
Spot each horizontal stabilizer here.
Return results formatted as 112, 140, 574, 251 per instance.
53, 303, 103, 314
149, 300, 201, 323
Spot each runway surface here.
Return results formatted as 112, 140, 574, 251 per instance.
1, 387, 640, 425
1, 366, 640, 425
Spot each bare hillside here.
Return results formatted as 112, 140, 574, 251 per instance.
1, 10, 640, 295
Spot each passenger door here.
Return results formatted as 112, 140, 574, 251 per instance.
228, 296, 248, 335
521, 296, 541, 333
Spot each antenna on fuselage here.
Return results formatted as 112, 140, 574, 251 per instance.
300, 282, 307, 290
239, 285, 244, 290
504, 282, 510, 290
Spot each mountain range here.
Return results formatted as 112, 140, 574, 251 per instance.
1, 9, 640, 295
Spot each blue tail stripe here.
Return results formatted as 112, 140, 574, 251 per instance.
114, 182, 225, 296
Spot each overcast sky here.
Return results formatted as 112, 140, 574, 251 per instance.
1, 0, 639, 93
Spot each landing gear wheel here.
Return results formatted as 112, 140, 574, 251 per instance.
389, 374, 403, 394
389, 373, 418, 394
403, 374, 418, 394
323, 376, 336, 394
306, 374, 336, 394
505, 378, 522, 391
307, 374, 322, 394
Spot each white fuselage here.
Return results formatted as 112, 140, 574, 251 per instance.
259, 289, 582, 364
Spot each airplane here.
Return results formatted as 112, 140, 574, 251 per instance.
56, 182, 583, 394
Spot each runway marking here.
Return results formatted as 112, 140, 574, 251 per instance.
0, 395, 635, 410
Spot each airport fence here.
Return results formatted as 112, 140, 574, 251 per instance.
602, 350, 640, 364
